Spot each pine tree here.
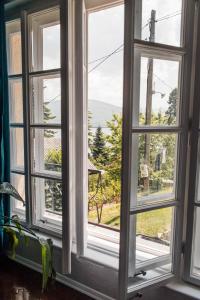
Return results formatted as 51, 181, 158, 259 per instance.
88, 111, 93, 158
44, 101, 56, 137
165, 88, 177, 125
92, 126, 108, 166
106, 114, 122, 181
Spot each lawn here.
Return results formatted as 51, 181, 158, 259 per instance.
88, 203, 172, 239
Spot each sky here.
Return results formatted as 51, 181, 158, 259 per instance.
40, 0, 183, 121
88, 0, 182, 117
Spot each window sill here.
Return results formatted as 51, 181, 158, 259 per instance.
166, 281, 200, 299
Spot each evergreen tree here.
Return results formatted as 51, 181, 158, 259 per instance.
92, 126, 108, 166
165, 88, 177, 125
106, 114, 122, 181
44, 101, 56, 138
88, 111, 93, 158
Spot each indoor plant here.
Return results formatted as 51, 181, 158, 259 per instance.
0, 182, 55, 291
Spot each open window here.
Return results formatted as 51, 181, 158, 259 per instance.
119, 0, 195, 298
5, 0, 199, 299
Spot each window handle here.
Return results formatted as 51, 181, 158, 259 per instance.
134, 270, 146, 277
133, 292, 143, 298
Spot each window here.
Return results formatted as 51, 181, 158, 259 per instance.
6, 19, 25, 218
119, 0, 195, 298
87, 3, 124, 257
6, 8, 62, 232
4, 0, 200, 299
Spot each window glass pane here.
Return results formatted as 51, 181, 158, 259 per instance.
10, 128, 24, 171
30, 8, 60, 71
87, 4, 124, 239
9, 78, 23, 123
191, 207, 200, 277
30, 74, 61, 124
194, 137, 200, 203
32, 129, 61, 176
10, 173, 25, 215
134, 0, 183, 47
33, 177, 62, 224
6, 20, 22, 75
129, 207, 173, 281
131, 133, 177, 207
133, 51, 180, 127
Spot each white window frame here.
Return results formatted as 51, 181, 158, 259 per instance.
5, 0, 200, 298
6, 18, 26, 220
183, 0, 200, 287
119, 0, 196, 299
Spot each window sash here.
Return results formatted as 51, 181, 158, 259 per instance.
119, 0, 195, 298
184, 0, 200, 286
6, 1, 72, 274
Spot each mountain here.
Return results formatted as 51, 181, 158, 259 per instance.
47, 99, 122, 127
88, 99, 122, 127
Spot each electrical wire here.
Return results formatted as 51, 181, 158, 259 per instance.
88, 44, 123, 73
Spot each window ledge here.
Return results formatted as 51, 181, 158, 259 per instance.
166, 281, 200, 299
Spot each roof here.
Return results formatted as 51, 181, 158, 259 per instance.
88, 159, 102, 175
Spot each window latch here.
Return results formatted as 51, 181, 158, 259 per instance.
134, 270, 146, 277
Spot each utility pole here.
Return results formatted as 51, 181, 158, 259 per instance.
144, 10, 156, 192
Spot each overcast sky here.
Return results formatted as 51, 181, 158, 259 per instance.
42, 0, 183, 117
88, 0, 182, 115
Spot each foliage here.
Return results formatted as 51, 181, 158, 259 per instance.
0, 182, 25, 206
45, 148, 62, 213
106, 114, 122, 181
0, 183, 55, 292
165, 88, 178, 125
45, 147, 61, 172
44, 101, 56, 138
92, 126, 108, 166
88, 87, 177, 229
40, 238, 55, 292
88, 111, 93, 158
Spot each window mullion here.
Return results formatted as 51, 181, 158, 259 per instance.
21, 10, 32, 226
118, 0, 135, 298
173, 0, 196, 278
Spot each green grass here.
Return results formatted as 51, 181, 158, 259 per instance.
88, 204, 172, 238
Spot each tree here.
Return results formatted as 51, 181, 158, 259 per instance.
92, 126, 108, 167
45, 148, 62, 213
106, 114, 122, 181
165, 88, 178, 125
44, 101, 56, 138
88, 111, 93, 159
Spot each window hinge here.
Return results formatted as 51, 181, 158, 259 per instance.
182, 241, 186, 254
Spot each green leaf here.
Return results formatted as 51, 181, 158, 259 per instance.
0, 182, 25, 206
4, 227, 19, 259
12, 216, 22, 235
24, 234, 30, 247
39, 238, 54, 292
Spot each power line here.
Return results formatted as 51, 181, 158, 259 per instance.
88, 44, 123, 73
153, 73, 173, 90
89, 48, 123, 65
156, 11, 181, 22
88, 10, 182, 73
